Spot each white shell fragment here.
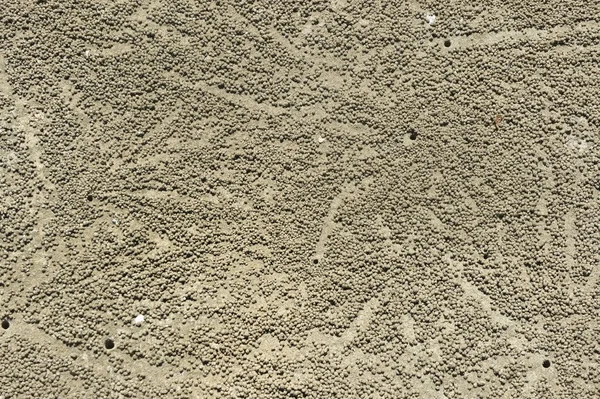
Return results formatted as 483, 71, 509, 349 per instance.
132, 315, 145, 326
425, 14, 436, 25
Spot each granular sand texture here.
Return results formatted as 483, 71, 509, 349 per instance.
1, 0, 600, 398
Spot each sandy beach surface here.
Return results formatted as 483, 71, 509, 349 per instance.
1, 0, 600, 398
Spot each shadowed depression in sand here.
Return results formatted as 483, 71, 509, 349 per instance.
1, 0, 600, 398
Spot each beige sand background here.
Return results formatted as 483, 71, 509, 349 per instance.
1, 0, 600, 398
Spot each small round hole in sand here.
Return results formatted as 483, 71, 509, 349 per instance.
1, 319, 9, 329
87, 194, 93, 202
313, 259, 319, 265
444, 39, 451, 47
104, 338, 115, 350
543, 360, 551, 368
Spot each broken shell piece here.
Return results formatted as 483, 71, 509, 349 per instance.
425, 14, 436, 25
132, 315, 145, 326
318, 135, 326, 143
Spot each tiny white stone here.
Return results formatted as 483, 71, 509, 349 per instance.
425, 14, 436, 25
133, 315, 145, 325
318, 135, 326, 143
85, 50, 90, 57
112, 218, 119, 225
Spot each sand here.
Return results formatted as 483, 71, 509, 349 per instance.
1, 0, 600, 398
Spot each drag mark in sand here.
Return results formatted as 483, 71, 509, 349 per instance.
315, 181, 356, 262
0, 54, 55, 283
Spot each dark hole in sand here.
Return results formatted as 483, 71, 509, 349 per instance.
543, 360, 551, 368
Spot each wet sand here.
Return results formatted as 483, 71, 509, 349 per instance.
1, 0, 600, 398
